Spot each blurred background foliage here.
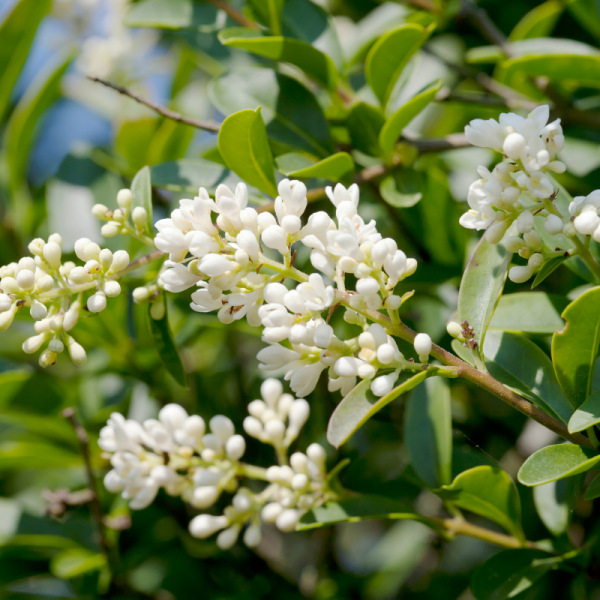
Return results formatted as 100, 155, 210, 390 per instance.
2, 0, 600, 598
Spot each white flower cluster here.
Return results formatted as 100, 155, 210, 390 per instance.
0, 233, 129, 367
156, 179, 425, 399
460, 105, 573, 283
93, 189, 150, 240
100, 378, 335, 549
568, 190, 600, 242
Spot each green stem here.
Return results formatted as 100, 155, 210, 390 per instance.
237, 463, 269, 480
572, 236, 600, 282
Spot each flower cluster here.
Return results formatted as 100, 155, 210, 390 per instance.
155, 179, 428, 399
100, 378, 335, 549
460, 105, 575, 283
0, 233, 129, 367
93, 189, 151, 242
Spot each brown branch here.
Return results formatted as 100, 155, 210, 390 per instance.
206, 0, 260, 28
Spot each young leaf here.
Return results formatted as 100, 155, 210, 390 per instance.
433, 466, 524, 540
508, 0, 563, 41
484, 331, 574, 425
327, 370, 430, 448
346, 102, 385, 157
404, 377, 453, 487
365, 23, 428, 107
51, 549, 106, 579
378, 79, 442, 158
552, 287, 600, 408
297, 495, 442, 532
457, 237, 511, 369
471, 549, 564, 600
584, 472, 600, 500
219, 28, 338, 90
148, 294, 188, 388
518, 444, 600, 486
277, 152, 354, 183
533, 478, 574, 535
531, 255, 568, 288
131, 166, 153, 234
489, 292, 567, 335
218, 108, 278, 197
379, 175, 422, 208
125, 0, 218, 30
568, 390, 600, 433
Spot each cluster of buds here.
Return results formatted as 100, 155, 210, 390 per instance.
100, 378, 337, 550
93, 189, 151, 241
447, 320, 477, 350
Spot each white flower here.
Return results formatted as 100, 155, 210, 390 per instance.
160, 261, 203, 293
295, 274, 334, 312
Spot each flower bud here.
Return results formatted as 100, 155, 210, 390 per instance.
69, 267, 91, 284
117, 188, 133, 209
528, 253, 544, 270
132, 207, 148, 230
101, 222, 120, 237
189, 514, 228, 538
39, 349, 57, 368
22, 333, 47, 354
276, 509, 300, 532
66, 335, 87, 366
446, 321, 463, 339
42, 242, 62, 268
30, 300, 48, 321
516, 211, 534, 234
110, 250, 130, 273
103, 280, 121, 298
92, 204, 109, 219
0, 293, 12, 312
225, 434, 246, 460
132, 286, 151, 303
523, 230, 542, 250
217, 525, 241, 550
563, 222, 576, 238
1, 277, 20, 294
48, 233, 62, 247
503, 236, 525, 254
544, 214, 563, 235
243, 522, 262, 548
404, 258, 418, 278
414, 332, 432, 363
87, 292, 107, 313
36, 274, 54, 293
16, 269, 35, 291
508, 265, 533, 284
28, 238, 45, 256
306, 443, 326, 471
99, 248, 113, 270
243, 416, 263, 439
49, 339, 64, 353
191, 486, 220, 509
0, 304, 17, 331
371, 372, 398, 397
210, 415, 235, 442
485, 220, 509, 245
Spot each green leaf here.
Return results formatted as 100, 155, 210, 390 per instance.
0, 370, 32, 408
5, 53, 72, 190
277, 152, 354, 183
365, 23, 428, 107
552, 287, 600, 409
508, 0, 563, 41
247, 0, 284, 35
0, 441, 81, 470
457, 237, 511, 369
567, 0, 600, 42
219, 28, 338, 90
584, 472, 600, 500
125, 0, 219, 30
217, 108, 278, 197
0, 0, 52, 123
489, 292, 567, 334
346, 102, 385, 158
297, 495, 442, 532
209, 69, 332, 157
327, 370, 430, 448
518, 444, 600, 486
531, 255, 568, 288
533, 479, 574, 535
404, 377, 453, 487
379, 174, 422, 208
148, 294, 188, 388
150, 158, 229, 193
434, 466, 524, 540
51, 549, 106, 579
471, 549, 564, 600
379, 79, 442, 158
568, 390, 600, 433
484, 330, 574, 425
131, 166, 153, 234
274, 153, 315, 174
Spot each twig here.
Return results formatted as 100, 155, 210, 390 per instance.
206, 0, 260, 29
86, 76, 221, 133
114, 249, 166, 278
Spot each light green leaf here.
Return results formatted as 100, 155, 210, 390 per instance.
508, 0, 563, 41
584, 472, 600, 500
209, 69, 332, 157
503, 54, 600, 88
297, 495, 442, 532
327, 370, 430, 449
274, 152, 315, 174
471, 549, 564, 600
131, 166, 153, 234
531, 255, 568, 288
51, 549, 106, 579
568, 390, 600, 433
533, 478, 574, 535
405, 377, 453, 487
125, 0, 219, 30
148, 293, 188, 388
518, 444, 600, 486
346, 102, 385, 158
379, 174, 422, 208
484, 330, 574, 425
277, 152, 354, 183
434, 466, 524, 540
217, 107, 278, 197
457, 237, 511, 369
0, 370, 32, 407
219, 28, 338, 90
365, 23, 428, 107
0, 441, 81, 470
489, 292, 567, 334
0, 0, 52, 123
552, 287, 600, 409
379, 79, 442, 158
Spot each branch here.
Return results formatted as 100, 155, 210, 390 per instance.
205, 0, 260, 28
439, 518, 537, 549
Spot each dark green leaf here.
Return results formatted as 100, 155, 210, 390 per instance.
489, 292, 567, 334
533, 478, 574, 535
327, 370, 430, 448
0, 370, 32, 407
277, 152, 354, 183
568, 390, 600, 433
346, 102, 385, 158
148, 294, 188, 388
405, 377, 453, 487
531, 255, 568, 288
552, 287, 600, 409
51, 549, 106, 579
508, 0, 563, 41
434, 466, 524, 540
584, 472, 600, 499
518, 444, 600, 486
217, 107, 278, 197
131, 166, 153, 234
247, 0, 284, 35
125, 0, 219, 30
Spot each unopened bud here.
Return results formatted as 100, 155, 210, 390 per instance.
92, 204, 110, 219
117, 189, 133, 209
132, 207, 148, 230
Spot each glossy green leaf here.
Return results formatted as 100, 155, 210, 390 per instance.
278, 152, 354, 183
131, 166, 153, 234
379, 174, 422, 208
346, 102, 385, 157
209, 69, 332, 157
148, 294, 188, 388
297, 495, 441, 532
503, 54, 600, 88
533, 478, 574, 535
379, 79, 442, 158
552, 287, 600, 409
405, 377, 453, 487
247, 0, 284, 35
471, 549, 564, 600
532, 255, 568, 288
568, 390, 600, 433
508, 0, 563, 41
584, 472, 600, 500
365, 23, 427, 107
51, 549, 106, 579
518, 444, 600, 486
0, 0, 52, 123
327, 370, 430, 448
219, 28, 338, 90
274, 153, 315, 174
218, 108, 278, 197
457, 237, 511, 369
125, 0, 219, 30
489, 292, 567, 334
434, 466, 524, 540
484, 330, 574, 425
